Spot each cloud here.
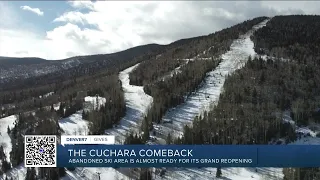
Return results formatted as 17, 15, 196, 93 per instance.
49, 1, 310, 58
53, 11, 87, 25
1, 1, 320, 60
20, 5, 44, 16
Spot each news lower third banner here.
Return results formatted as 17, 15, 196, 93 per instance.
23, 135, 320, 168
57, 144, 320, 168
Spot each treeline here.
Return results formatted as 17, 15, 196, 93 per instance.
283, 168, 320, 180
129, 16, 268, 86
144, 58, 221, 124
252, 15, 320, 64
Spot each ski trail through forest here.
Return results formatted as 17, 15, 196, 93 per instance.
154, 19, 270, 142
105, 63, 153, 144
151, 19, 285, 180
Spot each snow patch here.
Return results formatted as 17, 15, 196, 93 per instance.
39, 92, 54, 99
0, 115, 17, 162
62, 167, 130, 180
59, 111, 89, 135
290, 136, 320, 145
84, 96, 106, 111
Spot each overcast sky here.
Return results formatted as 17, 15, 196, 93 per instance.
0, 1, 319, 60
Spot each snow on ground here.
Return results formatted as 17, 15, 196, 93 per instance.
84, 96, 106, 111
1, 18, 319, 180
1, 63, 151, 180
276, 110, 319, 138
290, 136, 320, 145
59, 96, 132, 179
63, 164, 130, 180
59, 111, 89, 135
154, 167, 283, 180
39, 91, 54, 99
155, 19, 270, 141
296, 127, 317, 137
260, 54, 291, 62
159, 46, 217, 82
54, 102, 61, 111
0, 115, 17, 162
276, 111, 295, 125
54, 95, 106, 136
62, 167, 130, 180
63, 64, 153, 180
0, 115, 25, 180
0, 94, 119, 180
160, 64, 185, 81
0, 165, 27, 180
149, 19, 287, 180
105, 64, 153, 144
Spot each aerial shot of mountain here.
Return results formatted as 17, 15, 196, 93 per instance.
1, 1, 320, 180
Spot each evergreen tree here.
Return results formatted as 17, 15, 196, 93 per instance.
39, 101, 43, 111
142, 117, 150, 142
139, 168, 152, 180
25, 167, 37, 180
1, 160, 11, 173
259, 71, 266, 84
58, 103, 64, 117
82, 110, 86, 119
0, 145, 4, 160
216, 167, 222, 178
166, 133, 172, 144
51, 104, 54, 112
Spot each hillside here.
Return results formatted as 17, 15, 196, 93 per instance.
1, 15, 320, 180
0, 43, 164, 91
0, 57, 47, 67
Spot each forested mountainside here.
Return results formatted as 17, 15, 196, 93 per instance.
0, 43, 165, 117
131, 17, 268, 130
177, 55, 320, 143
0, 57, 47, 67
0, 43, 163, 91
173, 15, 320, 179
129, 17, 268, 86
251, 15, 320, 62
1, 15, 320, 180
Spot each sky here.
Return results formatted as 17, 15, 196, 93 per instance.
0, 1, 319, 60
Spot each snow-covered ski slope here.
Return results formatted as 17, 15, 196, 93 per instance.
62, 64, 154, 180
105, 64, 153, 144
149, 19, 288, 180
0, 115, 17, 162
155, 19, 270, 141
0, 115, 27, 180
2, 17, 320, 180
